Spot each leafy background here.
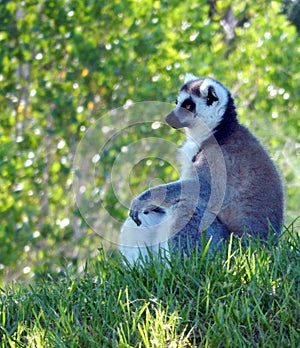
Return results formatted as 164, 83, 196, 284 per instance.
0, 0, 299, 282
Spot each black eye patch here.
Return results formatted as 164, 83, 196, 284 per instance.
181, 98, 195, 112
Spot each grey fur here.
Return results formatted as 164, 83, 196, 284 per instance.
170, 205, 230, 255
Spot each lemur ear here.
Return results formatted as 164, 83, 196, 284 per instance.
206, 86, 219, 106
184, 72, 198, 84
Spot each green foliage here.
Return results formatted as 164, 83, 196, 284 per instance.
1, 230, 299, 346
0, 0, 299, 280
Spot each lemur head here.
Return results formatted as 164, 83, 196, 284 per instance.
166, 74, 236, 139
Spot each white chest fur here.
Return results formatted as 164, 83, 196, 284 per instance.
179, 139, 199, 180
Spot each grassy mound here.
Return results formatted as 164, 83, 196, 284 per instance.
1, 225, 299, 347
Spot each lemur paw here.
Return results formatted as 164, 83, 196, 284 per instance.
129, 199, 143, 226
129, 198, 163, 226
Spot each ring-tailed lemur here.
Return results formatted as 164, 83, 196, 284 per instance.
119, 74, 284, 264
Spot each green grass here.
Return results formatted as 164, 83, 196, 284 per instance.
1, 224, 299, 347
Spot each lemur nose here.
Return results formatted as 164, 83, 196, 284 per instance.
165, 111, 179, 129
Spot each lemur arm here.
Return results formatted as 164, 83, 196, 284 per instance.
129, 179, 201, 226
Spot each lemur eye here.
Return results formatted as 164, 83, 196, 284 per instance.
181, 98, 195, 112
175, 98, 178, 105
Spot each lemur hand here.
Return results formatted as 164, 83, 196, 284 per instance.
129, 199, 155, 226
129, 189, 160, 226
129, 200, 164, 226
129, 197, 143, 226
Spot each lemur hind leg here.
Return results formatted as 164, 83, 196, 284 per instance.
170, 203, 230, 256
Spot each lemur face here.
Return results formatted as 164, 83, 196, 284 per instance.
166, 74, 229, 131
